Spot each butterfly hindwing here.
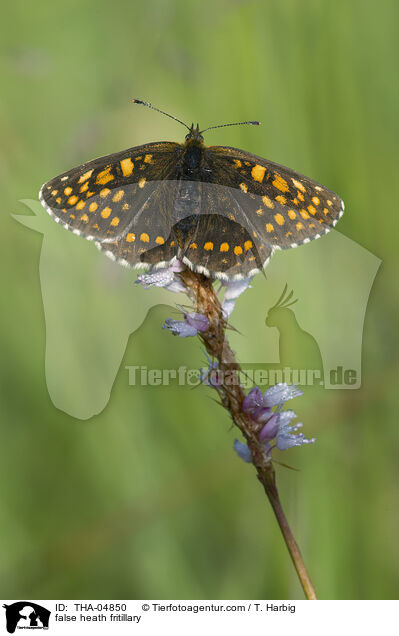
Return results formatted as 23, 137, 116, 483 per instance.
93, 178, 185, 269
176, 213, 268, 278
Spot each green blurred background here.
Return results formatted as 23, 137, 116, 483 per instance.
1, 0, 398, 600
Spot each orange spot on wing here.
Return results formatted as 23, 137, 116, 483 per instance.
96, 166, 114, 185
80, 213, 89, 223
262, 195, 274, 209
112, 190, 124, 202
120, 158, 134, 176
251, 165, 266, 182
244, 240, 253, 250
272, 174, 289, 192
101, 207, 112, 218
220, 242, 229, 252
296, 222, 304, 231
288, 209, 297, 219
275, 195, 287, 204
68, 195, 78, 205
274, 213, 285, 225
64, 187, 72, 196
76, 200, 86, 210
110, 217, 120, 226
89, 202, 98, 212
79, 169, 93, 183
292, 178, 306, 192
140, 233, 149, 242
234, 245, 243, 255
126, 233, 135, 242
155, 236, 164, 244
240, 183, 248, 193
204, 242, 213, 251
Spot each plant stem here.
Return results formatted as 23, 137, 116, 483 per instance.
261, 476, 317, 599
179, 267, 317, 600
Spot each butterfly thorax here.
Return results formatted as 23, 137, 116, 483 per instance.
181, 124, 205, 181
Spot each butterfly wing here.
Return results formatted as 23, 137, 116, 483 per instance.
39, 141, 184, 267
40, 138, 344, 280
206, 145, 344, 250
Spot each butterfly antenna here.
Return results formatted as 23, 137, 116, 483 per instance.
200, 120, 260, 134
132, 99, 190, 131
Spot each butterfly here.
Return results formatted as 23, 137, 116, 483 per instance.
39, 100, 344, 280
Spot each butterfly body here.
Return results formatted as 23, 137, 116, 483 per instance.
39, 121, 344, 280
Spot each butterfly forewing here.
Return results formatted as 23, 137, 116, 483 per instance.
207, 145, 344, 249
40, 142, 182, 242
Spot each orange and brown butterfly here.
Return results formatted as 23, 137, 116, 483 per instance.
39, 100, 344, 280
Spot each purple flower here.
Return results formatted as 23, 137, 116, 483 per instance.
251, 406, 272, 422
136, 259, 187, 293
242, 386, 263, 412
238, 383, 315, 458
243, 384, 303, 417
163, 312, 209, 338
233, 439, 252, 463
263, 383, 303, 407
162, 319, 198, 337
276, 422, 315, 451
185, 312, 209, 332
259, 412, 280, 441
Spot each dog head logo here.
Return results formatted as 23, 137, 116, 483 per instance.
3, 602, 50, 633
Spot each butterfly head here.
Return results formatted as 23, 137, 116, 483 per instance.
185, 124, 204, 144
